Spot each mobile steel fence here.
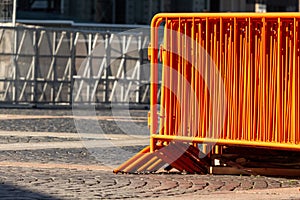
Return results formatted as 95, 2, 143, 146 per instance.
0, 26, 151, 107
150, 13, 300, 151
114, 13, 300, 175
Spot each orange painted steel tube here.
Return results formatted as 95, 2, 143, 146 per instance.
113, 146, 150, 173
150, 16, 163, 152
151, 135, 300, 151
150, 13, 300, 152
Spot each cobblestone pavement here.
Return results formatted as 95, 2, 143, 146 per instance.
0, 109, 299, 199
0, 109, 148, 134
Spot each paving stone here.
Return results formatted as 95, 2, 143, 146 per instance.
0, 109, 148, 135
0, 109, 299, 199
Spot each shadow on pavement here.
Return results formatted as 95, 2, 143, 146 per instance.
0, 183, 58, 200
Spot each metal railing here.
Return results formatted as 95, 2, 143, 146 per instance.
16, 20, 149, 32
150, 13, 300, 151
0, 25, 151, 107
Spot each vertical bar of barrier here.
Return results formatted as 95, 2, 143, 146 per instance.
224, 20, 228, 140
297, 18, 300, 143
219, 17, 224, 140
164, 20, 170, 137
33, 30, 39, 104
192, 19, 196, 138
285, 20, 291, 143
181, 19, 184, 136
269, 21, 274, 142
150, 17, 162, 152
288, 19, 292, 143
164, 19, 171, 137
172, 21, 179, 137
105, 34, 111, 103
233, 17, 238, 140
261, 18, 267, 142
225, 20, 232, 140
291, 18, 296, 143
197, 21, 202, 138
241, 19, 246, 140
276, 18, 282, 143
169, 21, 176, 136
13, 28, 18, 103
230, 19, 234, 140
184, 20, 191, 137
159, 22, 166, 136
204, 17, 209, 139
212, 20, 217, 139
174, 20, 180, 137
182, 18, 188, 137
70, 32, 75, 105
209, 20, 214, 139
258, 18, 262, 142
294, 18, 299, 143
254, 19, 258, 141
273, 21, 278, 142
177, 17, 182, 137
283, 20, 287, 143
247, 17, 252, 141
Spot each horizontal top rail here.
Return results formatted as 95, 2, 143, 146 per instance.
152, 12, 300, 19
16, 20, 149, 33
12, 25, 148, 36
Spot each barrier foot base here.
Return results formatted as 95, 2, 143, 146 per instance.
113, 142, 210, 174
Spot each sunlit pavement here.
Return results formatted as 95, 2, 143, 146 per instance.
0, 109, 299, 199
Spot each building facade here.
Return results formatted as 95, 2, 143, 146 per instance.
15, 0, 300, 24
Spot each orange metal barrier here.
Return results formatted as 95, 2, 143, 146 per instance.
114, 13, 300, 174
150, 13, 300, 151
